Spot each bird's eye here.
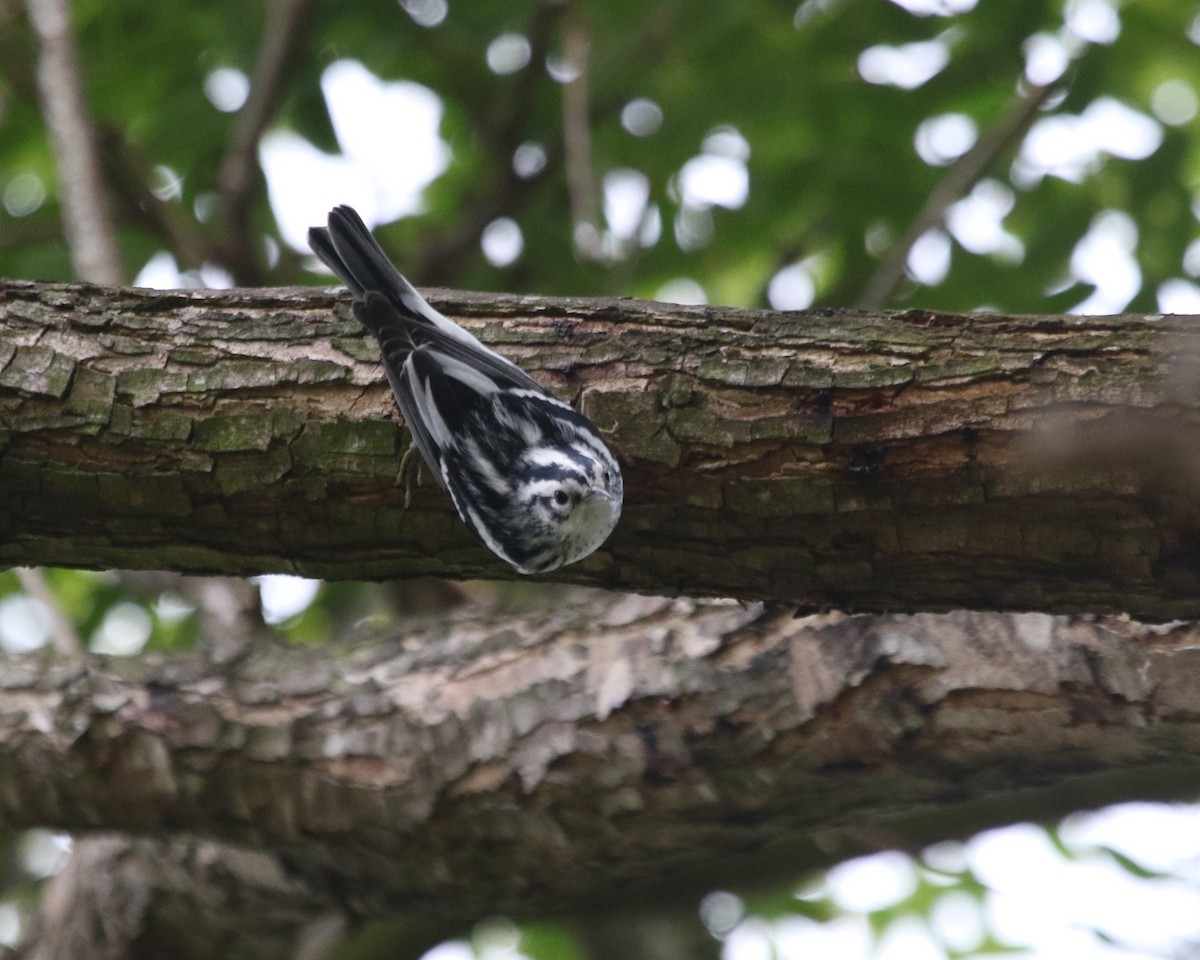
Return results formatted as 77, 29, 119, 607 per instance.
553, 490, 570, 507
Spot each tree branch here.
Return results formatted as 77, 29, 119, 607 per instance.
407, 0, 564, 286
856, 82, 1057, 310
4, 281, 1200, 617
20, 835, 348, 960
98, 123, 214, 271
214, 0, 314, 285
560, 3, 600, 260
0, 597, 1196, 941
13, 567, 80, 654
22, 0, 123, 285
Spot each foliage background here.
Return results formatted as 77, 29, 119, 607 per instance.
2, 0, 1200, 956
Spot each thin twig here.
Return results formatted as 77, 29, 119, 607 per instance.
560, 3, 600, 260
855, 81, 1058, 309
15, 567, 81, 655
215, 0, 314, 285
98, 124, 213, 269
23, 0, 123, 284
408, 0, 564, 285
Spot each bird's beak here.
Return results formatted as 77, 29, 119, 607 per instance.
588, 487, 614, 502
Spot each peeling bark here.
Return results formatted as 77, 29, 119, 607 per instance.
1, 595, 1198, 949
4, 280, 1200, 617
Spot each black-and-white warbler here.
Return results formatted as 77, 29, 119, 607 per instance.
308, 205, 622, 574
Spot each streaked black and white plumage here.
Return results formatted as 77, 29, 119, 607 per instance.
308, 205, 622, 574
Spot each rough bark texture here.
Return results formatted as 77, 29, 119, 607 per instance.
5, 280, 1200, 618
2, 595, 1200, 957
6, 279, 1200, 958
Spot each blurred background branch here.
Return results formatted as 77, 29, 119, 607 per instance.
22, 0, 121, 285
214, 0, 314, 284
856, 79, 1061, 309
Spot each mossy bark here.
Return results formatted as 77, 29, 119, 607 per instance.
4, 279, 1200, 615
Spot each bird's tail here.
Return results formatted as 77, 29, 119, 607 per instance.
307, 205, 410, 301
308, 205, 495, 353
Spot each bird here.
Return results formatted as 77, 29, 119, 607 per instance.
308, 205, 622, 574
